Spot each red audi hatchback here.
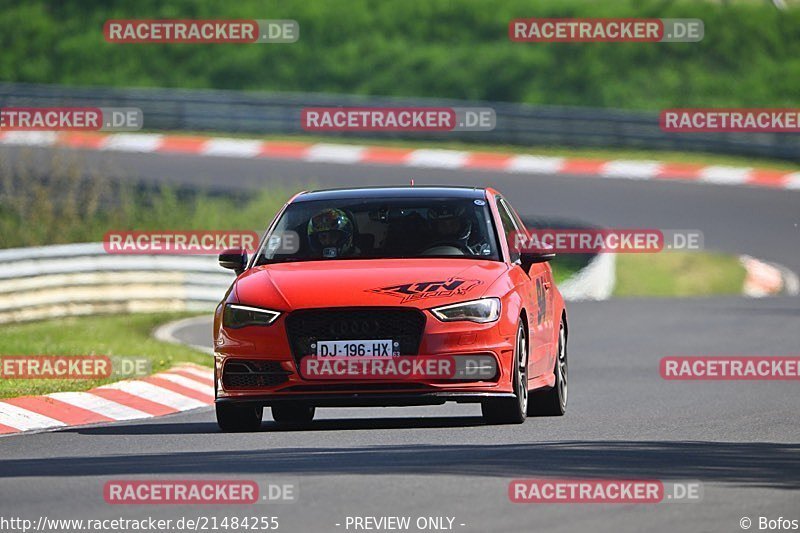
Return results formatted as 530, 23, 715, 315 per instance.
213, 186, 568, 431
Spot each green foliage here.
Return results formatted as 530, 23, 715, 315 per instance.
0, 313, 210, 398
0, 149, 287, 248
614, 252, 747, 297
0, 0, 797, 110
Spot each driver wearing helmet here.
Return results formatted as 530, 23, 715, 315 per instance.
427, 204, 471, 245
307, 208, 357, 258
426, 204, 490, 256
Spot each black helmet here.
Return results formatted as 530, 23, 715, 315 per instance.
307, 208, 355, 258
428, 204, 472, 242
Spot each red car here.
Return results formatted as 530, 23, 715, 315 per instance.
213, 186, 568, 431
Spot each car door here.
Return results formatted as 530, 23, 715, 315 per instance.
495, 196, 551, 379
498, 197, 553, 377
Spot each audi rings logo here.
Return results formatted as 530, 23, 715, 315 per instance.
328, 319, 381, 336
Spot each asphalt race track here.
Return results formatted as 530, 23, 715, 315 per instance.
0, 146, 798, 532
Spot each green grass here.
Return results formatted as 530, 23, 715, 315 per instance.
0, 150, 291, 249
550, 254, 591, 284
0, 313, 210, 399
614, 251, 747, 297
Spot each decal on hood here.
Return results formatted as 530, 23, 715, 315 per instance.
367, 277, 483, 303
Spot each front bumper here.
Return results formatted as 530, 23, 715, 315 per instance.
215, 390, 516, 408
214, 306, 518, 401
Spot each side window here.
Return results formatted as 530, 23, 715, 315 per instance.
505, 199, 528, 235
496, 197, 520, 263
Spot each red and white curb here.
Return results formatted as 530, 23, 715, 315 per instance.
1, 131, 798, 190
0, 362, 213, 436
740, 255, 800, 297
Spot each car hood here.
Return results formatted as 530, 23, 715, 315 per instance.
234, 259, 509, 310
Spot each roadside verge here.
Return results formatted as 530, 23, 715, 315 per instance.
0, 362, 213, 437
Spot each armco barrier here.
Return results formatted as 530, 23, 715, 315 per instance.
0, 243, 232, 324
0, 240, 615, 324
1, 82, 798, 162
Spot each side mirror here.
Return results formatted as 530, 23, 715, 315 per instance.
520, 251, 555, 269
219, 248, 248, 275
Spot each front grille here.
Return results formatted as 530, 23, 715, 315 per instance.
222, 360, 291, 389
285, 307, 426, 363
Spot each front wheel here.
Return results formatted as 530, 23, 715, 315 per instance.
528, 321, 567, 416
482, 321, 528, 425
216, 402, 263, 432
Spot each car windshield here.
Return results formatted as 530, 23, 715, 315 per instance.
253, 196, 500, 264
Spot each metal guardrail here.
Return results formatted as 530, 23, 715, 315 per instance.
0, 243, 231, 324
0, 238, 613, 324
1, 82, 798, 161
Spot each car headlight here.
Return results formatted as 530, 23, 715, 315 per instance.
431, 298, 501, 323
223, 304, 281, 328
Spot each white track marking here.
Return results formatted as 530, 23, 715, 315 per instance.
406, 149, 469, 168
506, 155, 565, 174
165, 368, 214, 385
99, 380, 207, 410
0, 131, 58, 146
173, 365, 214, 380
156, 373, 214, 396
305, 143, 366, 163
0, 402, 65, 431
784, 172, 800, 190
47, 392, 150, 421
101, 133, 164, 152
201, 138, 263, 158
699, 166, 752, 185
601, 160, 662, 180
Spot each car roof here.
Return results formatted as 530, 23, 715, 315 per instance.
294, 186, 489, 203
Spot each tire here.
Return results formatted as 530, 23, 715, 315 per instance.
482, 321, 528, 425
271, 403, 316, 425
528, 320, 568, 416
216, 402, 263, 432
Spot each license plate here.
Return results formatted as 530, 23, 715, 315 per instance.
315, 339, 393, 357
